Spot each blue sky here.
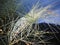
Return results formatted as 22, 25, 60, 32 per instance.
16, 0, 60, 25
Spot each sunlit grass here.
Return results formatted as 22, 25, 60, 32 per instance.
0, 0, 59, 45
9, 1, 52, 45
